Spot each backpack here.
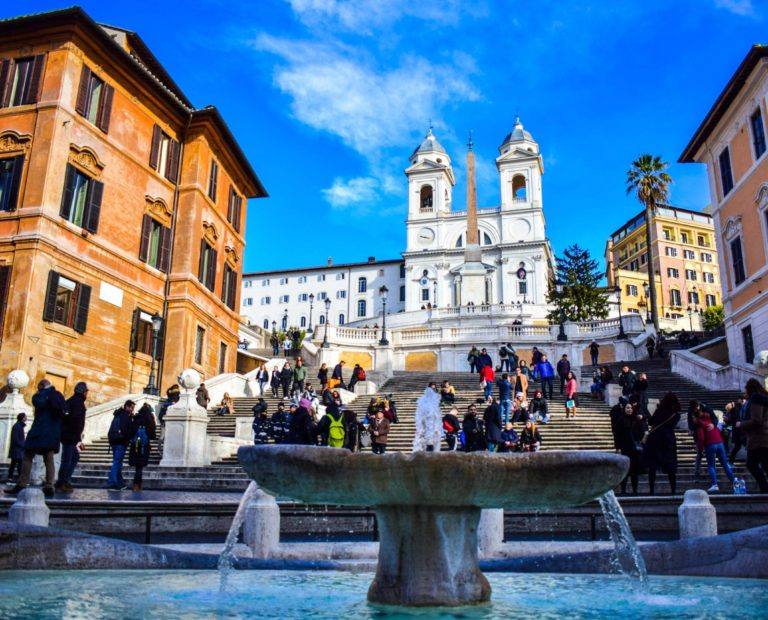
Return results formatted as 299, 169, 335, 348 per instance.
108, 412, 124, 445
327, 412, 345, 448
358, 369, 366, 380
129, 426, 150, 466
499, 346, 508, 357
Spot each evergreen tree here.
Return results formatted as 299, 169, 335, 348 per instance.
547, 244, 609, 322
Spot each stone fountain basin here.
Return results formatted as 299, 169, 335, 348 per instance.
238, 445, 628, 510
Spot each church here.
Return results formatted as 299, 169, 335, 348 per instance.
241, 120, 554, 331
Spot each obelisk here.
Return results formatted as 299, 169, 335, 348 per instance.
466, 134, 478, 247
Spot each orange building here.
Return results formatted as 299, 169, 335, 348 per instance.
0, 8, 266, 403
680, 45, 768, 367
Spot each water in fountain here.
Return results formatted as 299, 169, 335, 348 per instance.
598, 490, 648, 588
218, 481, 259, 590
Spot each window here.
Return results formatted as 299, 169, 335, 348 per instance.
338, 313, 345, 325
208, 160, 218, 202
751, 108, 766, 159
400, 264, 406, 278
336, 273, 345, 280
262, 279, 270, 286
138, 215, 171, 272
703, 272, 715, 284
357, 299, 366, 317
260, 296, 271, 305
262, 318, 269, 329
198, 240, 217, 291
318, 291, 328, 300
0, 265, 11, 339
688, 291, 700, 305
421, 288, 430, 301
685, 269, 698, 281
697, 234, 708, 247
276, 277, 287, 285
59, 164, 103, 233
518, 281, 527, 296
243, 298, 253, 306
730, 237, 746, 286
670, 289, 682, 306
0, 55, 45, 108
74, 65, 113, 132
0, 155, 23, 212
279, 294, 290, 303
683, 249, 695, 260
455, 235, 463, 248
665, 247, 678, 257
227, 187, 243, 233
378, 269, 385, 277
42, 271, 91, 333
130, 309, 157, 357
298, 276, 307, 284
680, 232, 689, 244
336, 290, 346, 299
742, 325, 754, 364
629, 259, 639, 271
194, 326, 205, 365
512, 174, 527, 200
719, 147, 734, 197
706, 294, 717, 307
222, 263, 238, 310
420, 185, 433, 211
358, 277, 367, 293
299, 316, 306, 327
298, 293, 308, 302
317, 274, 326, 282
626, 284, 638, 296
399, 285, 406, 302
219, 342, 227, 374
667, 267, 679, 278
663, 228, 674, 241
640, 253, 647, 265
483, 232, 493, 246
149, 125, 180, 182
244, 280, 252, 288
701, 252, 712, 263
319, 315, 326, 325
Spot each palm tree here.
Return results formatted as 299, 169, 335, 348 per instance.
626, 154, 672, 331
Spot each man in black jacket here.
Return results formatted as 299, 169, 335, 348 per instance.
556, 354, 571, 395
55, 382, 88, 493
107, 400, 134, 490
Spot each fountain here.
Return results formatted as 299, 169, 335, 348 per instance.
238, 445, 629, 607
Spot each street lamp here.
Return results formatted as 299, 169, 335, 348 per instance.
614, 286, 627, 339
282, 308, 288, 331
555, 280, 567, 341
687, 305, 695, 331
144, 312, 164, 395
642, 282, 651, 323
379, 285, 389, 345
307, 293, 315, 335
322, 297, 331, 348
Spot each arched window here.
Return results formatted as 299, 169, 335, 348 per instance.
512, 175, 527, 200
357, 299, 367, 317
338, 313, 345, 325
319, 315, 326, 325
483, 232, 492, 246
358, 277, 367, 293
399, 285, 406, 302
455, 235, 463, 248
300, 316, 306, 327
456, 231, 493, 247
262, 318, 269, 329
420, 185, 433, 211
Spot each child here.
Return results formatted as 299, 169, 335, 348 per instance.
7, 413, 26, 481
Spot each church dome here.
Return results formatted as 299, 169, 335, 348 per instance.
499, 117, 536, 151
411, 128, 447, 158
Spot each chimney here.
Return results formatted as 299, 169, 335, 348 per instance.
327, 257, 333, 266
368, 256, 376, 263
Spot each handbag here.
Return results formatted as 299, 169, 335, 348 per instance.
566, 399, 575, 409
641, 413, 677, 445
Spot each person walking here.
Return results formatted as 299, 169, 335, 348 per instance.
694, 408, 735, 493
531, 346, 543, 368
655, 337, 666, 360
282, 337, 292, 357
128, 403, 156, 492
513, 366, 529, 398
270, 332, 279, 356
270, 366, 281, 398
618, 365, 637, 398
55, 381, 88, 493
280, 362, 293, 398
196, 383, 210, 410
534, 355, 555, 400
370, 409, 390, 454
725, 399, 747, 462
293, 358, 308, 395
556, 354, 571, 396
646, 335, 656, 360
611, 400, 646, 495
477, 348, 493, 373
589, 341, 600, 367
481, 364, 495, 400
642, 393, 681, 496
736, 379, 768, 492
483, 399, 503, 452
633, 373, 650, 417
106, 400, 134, 490
6, 413, 26, 483
255, 363, 269, 396
5, 380, 65, 498
317, 363, 329, 391
467, 346, 480, 373
342, 409, 359, 452
564, 371, 579, 419
496, 373, 513, 425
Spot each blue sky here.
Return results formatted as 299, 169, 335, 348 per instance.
5, 1, 766, 272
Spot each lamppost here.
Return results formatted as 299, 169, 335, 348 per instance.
379, 285, 389, 346
614, 285, 627, 339
322, 297, 331, 348
282, 308, 288, 331
687, 305, 695, 331
307, 293, 315, 335
642, 282, 651, 324
555, 280, 567, 341
144, 312, 164, 395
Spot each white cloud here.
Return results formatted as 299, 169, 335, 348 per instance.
322, 176, 379, 208
714, 0, 754, 16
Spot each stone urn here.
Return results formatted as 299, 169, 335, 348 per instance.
178, 368, 201, 392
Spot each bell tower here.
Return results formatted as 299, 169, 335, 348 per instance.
405, 128, 455, 220
496, 118, 543, 210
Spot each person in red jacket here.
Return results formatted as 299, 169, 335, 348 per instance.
481, 365, 495, 400
695, 410, 736, 493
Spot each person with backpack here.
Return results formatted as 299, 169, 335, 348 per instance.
55, 381, 88, 493
6, 413, 26, 483
508, 345, 519, 370
467, 346, 480, 373
370, 408, 390, 454
498, 344, 510, 372
318, 403, 346, 448
106, 400, 134, 490
128, 403, 156, 492
443, 407, 462, 451
348, 364, 366, 392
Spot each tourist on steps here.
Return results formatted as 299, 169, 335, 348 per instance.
737, 379, 768, 492
342, 409, 359, 451
589, 341, 600, 367
348, 364, 366, 392
724, 399, 747, 462
331, 361, 346, 389
695, 408, 736, 494
530, 390, 549, 424
370, 409, 390, 454
499, 422, 519, 452
128, 403, 156, 492
292, 359, 308, 396
462, 404, 485, 452
646, 335, 656, 359
518, 420, 542, 452
632, 373, 650, 417
318, 402, 346, 448
255, 363, 269, 396
6, 380, 65, 498
477, 348, 493, 372
687, 400, 718, 481
557, 355, 571, 395
280, 362, 293, 398
611, 400, 646, 495
511, 392, 529, 424
564, 371, 579, 419
518, 359, 533, 383
106, 400, 134, 491
498, 343, 511, 372
270, 366, 281, 398
56, 381, 88, 493
442, 408, 462, 451
531, 346, 544, 368
467, 345, 480, 373
6, 413, 25, 483
216, 393, 235, 416
496, 373, 513, 425
534, 355, 555, 400
196, 383, 210, 410
513, 366, 529, 397
642, 393, 681, 496
618, 365, 637, 397
440, 380, 457, 406
286, 400, 315, 445
481, 364, 495, 400
483, 398, 503, 452
252, 399, 272, 444
270, 402, 290, 444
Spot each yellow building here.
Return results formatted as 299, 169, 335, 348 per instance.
605, 206, 723, 331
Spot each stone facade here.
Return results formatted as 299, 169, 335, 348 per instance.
0, 8, 266, 404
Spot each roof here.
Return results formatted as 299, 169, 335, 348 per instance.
500, 117, 534, 147
410, 129, 447, 159
244, 258, 403, 278
679, 44, 768, 162
609, 204, 713, 241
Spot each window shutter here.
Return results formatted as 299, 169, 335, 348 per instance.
0, 265, 12, 338
207, 248, 217, 291
75, 65, 91, 117
0, 59, 14, 108
6, 155, 24, 211
129, 307, 140, 352
158, 224, 172, 273
73, 282, 91, 334
234, 195, 242, 233
209, 160, 218, 201
42, 270, 59, 322
59, 164, 76, 219
227, 186, 234, 223
198, 239, 206, 282
96, 83, 114, 133
138, 214, 152, 263
26, 54, 46, 104
84, 179, 103, 233
149, 124, 161, 170
166, 138, 180, 183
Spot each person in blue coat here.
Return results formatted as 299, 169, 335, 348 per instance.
535, 355, 556, 400
6, 413, 26, 482
5, 380, 65, 498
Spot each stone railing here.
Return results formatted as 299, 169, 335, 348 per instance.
671, 343, 762, 391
